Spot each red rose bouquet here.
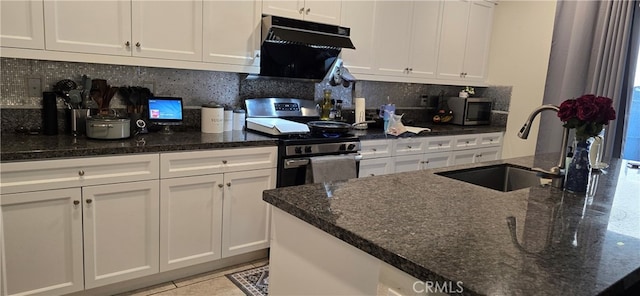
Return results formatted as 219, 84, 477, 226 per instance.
557, 94, 616, 141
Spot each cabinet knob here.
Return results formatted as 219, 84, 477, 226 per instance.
369, 174, 375, 176
222, 160, 228, 164
408, 68, 413, 72
78, 170, 85, 176
407, 145, 412, 149
125, 41, 130, 47
371, 148, 377, 152
73, 200, 80, 205
135, 42, 141, 47
218, 184, 224, 188
299, 7, 304, 14
438, 143, 442, 147
465, 141, 469, 144
305, 8, 310, 14
86, 199, 92, 204
226, 182, 231, 187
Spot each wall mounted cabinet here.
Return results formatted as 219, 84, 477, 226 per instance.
436, 0, 496, 82
263, 0, 342, 25
43, 0, 202, 61
0, 0, 45, 49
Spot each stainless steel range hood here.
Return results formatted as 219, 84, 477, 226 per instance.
261, 15, 355, 49
256, 15, 355, 81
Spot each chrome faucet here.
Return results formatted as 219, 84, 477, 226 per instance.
518, 104, 569, 188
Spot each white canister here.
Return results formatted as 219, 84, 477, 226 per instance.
354, 97, 367, 129
233, 109, 246, 130
224, 109, 233, 131
201, 104, 224, 133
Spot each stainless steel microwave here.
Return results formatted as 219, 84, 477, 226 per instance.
447, 97, 493, 125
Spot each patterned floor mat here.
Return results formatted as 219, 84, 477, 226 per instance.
226, 265, 269, 296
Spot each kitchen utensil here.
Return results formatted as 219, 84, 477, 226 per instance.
68, 89, 82, 108
307, 120, 374, 136
86, 115, 131, 139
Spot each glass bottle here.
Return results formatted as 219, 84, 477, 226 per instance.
335, 99, 343, 121
320, 89, 332, 120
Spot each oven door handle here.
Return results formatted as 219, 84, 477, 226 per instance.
285, 158, 310, 169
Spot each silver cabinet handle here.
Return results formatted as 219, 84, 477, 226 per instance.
86, 199, 92, 204
299, 7, 304, 14
305, 8, 310, 14
78, 170, 85, 176
218, 184, 224, 188
222, 160, 228, 164
73, 200, 80, 205
226, 182, 231, 187
407, 145, 412, 149
371, 148, 377, 152
135, 42, 141, 47
408, 68, 413, 72
125, 41, 130, 47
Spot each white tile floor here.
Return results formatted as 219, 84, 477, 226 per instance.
116, 258, 268, 296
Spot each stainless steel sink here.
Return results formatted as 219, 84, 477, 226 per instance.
436, 164, 547, 192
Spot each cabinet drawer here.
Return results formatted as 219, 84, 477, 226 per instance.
478, 132, 502, 147
160, 146, 277, 178
423, 136, 454, 152
359, 139, 394, 159
0, 154, 159, 194
394, 138, 425, 156
453, 134, 479, 150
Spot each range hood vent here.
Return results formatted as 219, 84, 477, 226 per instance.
261, 15, 355, 50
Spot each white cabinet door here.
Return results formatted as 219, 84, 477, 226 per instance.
359, 158, 394, 178
44, 0, 131, 56
393, 154, 423, 173
475, 146, 502, 163
452, 150, 477, 165
0, 0, 44, 49
462, 0, 495, 81
221, 168, 275, 258
394, 137, 425, 156
131, 0, 202, 61
263, 0, 304, 20
304, 0, 342, 25
406, 1, 442, 79
372, 1, 412, 77
359, 139, 394, 159
1, 189, 84, 296
160, 174, 224, 272
436, 0, 469, 81
340, 0, 375, 74
422, 151, 453, 170
437, 0, 495, 82
203, 0, 260, 68
82, 180, 159, 289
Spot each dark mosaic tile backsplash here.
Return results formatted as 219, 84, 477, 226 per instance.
1, 58, 511, 133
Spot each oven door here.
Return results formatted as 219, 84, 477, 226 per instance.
277, 154, 362, 188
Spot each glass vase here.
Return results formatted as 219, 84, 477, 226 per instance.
565, 139, 591, 193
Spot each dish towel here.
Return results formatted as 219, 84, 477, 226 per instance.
305, 155, 358, 184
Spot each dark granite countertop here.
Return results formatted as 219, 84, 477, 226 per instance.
263, 156, 640, 295
0, 124, 505, 162
0, 131, 278, 162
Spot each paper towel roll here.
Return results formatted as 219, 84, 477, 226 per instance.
201, 105, 224, 133
354, 97, 367, 129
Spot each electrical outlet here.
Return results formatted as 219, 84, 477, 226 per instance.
420, 97, 428, 106
27, 77, 42, 97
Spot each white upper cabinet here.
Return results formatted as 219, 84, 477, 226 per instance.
340, 1, 375, 74
0, 0, 45, 49
44, 0, 203, 61
203, 0, 261, 67
263, 0, 342, 25
44, 0, 131, 56
344, 1, 441, 81
131, 0, 203, 61
437, 0, 495, 82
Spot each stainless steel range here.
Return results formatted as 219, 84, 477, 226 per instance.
245, 98, 361, 187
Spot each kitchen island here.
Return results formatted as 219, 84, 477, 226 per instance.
263, 156, 640, 295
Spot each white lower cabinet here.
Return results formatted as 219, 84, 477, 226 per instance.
1, 179, 159, 295
423, 151, 453, 169
359, 158, 395, 178
221, 169, 275, 258
159, 147, 277, 270
82, 180, 160, 289
1, 188, 84, 296
160, 174, 224, 272
452, 149, 477, 165
394, 154, 423, 173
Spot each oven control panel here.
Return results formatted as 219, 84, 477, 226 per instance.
285, 141, 360, 156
